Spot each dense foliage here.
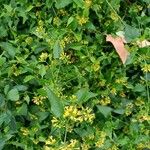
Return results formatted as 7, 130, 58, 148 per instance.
0, 0, 150, 150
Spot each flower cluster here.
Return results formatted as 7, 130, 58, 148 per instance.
100, 97, 111, 106
32, 95, 47, 105
63, 105, 95, 123
76, 16, 88, 26
39, 52, 48, 62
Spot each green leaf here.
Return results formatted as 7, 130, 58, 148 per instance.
118, 136, 130, 146
73, 0, 84, 8
55, 0, 73, 9
67, 16, 74, 26
45, 86, 64, 117
97, 105, 112, 117
0, 57, 6, 66
26, 5, 34, 12
17, 103, 27, 116
4, 85, 10, 95
0, 26, 7, 37
13, 85, 28, 91
0, 113, 8, 126
23, 75, 35, 83
113, 109, 125, 115
142, 0, 150, 3
124, 24, 140, 42
37, 112, 49, 122
75, 88, 97, 104
38, 64, 46, 78
133, 83, 146, 92
0, 138, 5, 150
7, 88, 19, 101
0, 42, 16, 58
0, 134, 13, 150
53, 40, 63, 59
0, 94, 5, 108
4, 4, 13, 12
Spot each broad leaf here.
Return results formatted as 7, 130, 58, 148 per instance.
45, 86, 64, 117
55, 0, 73, 9
17, 103, 28, 116
7, 88, 19, 101
133, 83, 146, 92
23, 75, 35, 83
124, 24, 140, 42
13, 85, 28, 91
97, 105, 112, 117
0, 42, 16, 58
75, 88, 97, 104
53, 40, 63, 59
73, 0, 84, 8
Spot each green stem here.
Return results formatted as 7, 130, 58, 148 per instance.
105, 0, 125, 25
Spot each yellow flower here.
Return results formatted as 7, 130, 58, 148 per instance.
77, 16, 88, 25
125, 103, 134, 116
25, 37, 33, 45
81, 143, 90, 150
33, 139, 39, 144
141, 64, 150, 72
82, 107, 95, 123
53, 17, 61, 26
63, 106, 78, 119
98, 80, 106, 87
20, 127, 29, 136
51, 117, 61, 128
70, 95, 77, 101
44, 146, 55, 150
36, 26, 45, 33
38, 20, 44, 26
60, 40, 65, 49
135, 97, 145, 106
32, 96, 46, 105
59, 139, 79, 150
58, 9, 67, 16
85, 0, 92, 7
60, 52, 71, 64
100, 97, 111, 106
92, 63, 100, 72
63, 106, 95, 123
95, 131, 107, 148
115, 77, 127, 85
137, 142, 150, 150
110, 88, 117, 95
120, 91, 126, 97
110, 12, 119, 21
95, 138, 105, 148
45, 136, 56, 145
108, 145, 119, 150
39, 52, 48, 62
63, 36, 71, 44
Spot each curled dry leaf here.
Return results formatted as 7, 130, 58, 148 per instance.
137, 40, 150, 48
106, 34, 129, 64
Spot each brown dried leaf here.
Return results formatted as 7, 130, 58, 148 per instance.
106, 34, 129, 64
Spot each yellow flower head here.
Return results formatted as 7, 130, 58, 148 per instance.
20, 127, 29, 136
32, 95, 46, 105
39, 52, 48, 62
77, 16, 88, 26
63, 105, 95, 123
85, 0, 92, 7
100, 97, 111, 106
141, 64, 150, 73
45, 136, 56, 145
